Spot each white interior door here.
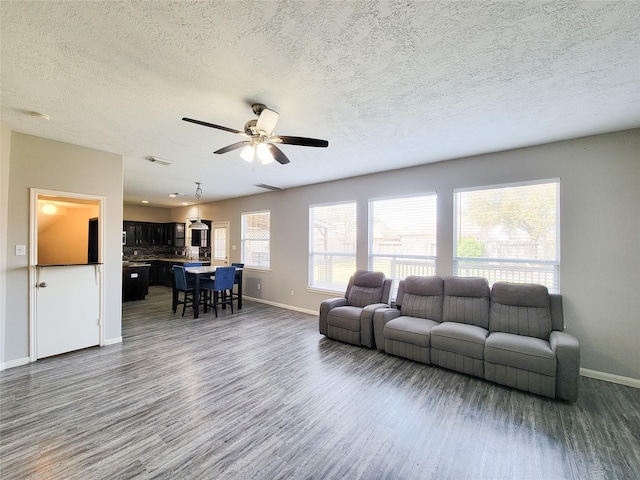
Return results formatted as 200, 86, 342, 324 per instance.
36, 265, 101, 358
210, 222, 230, 266
30, 188, 105, 361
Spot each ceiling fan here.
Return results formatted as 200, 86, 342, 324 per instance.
182, 103, 329, 165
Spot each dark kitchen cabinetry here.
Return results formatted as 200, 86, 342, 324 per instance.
122, 264, 150, 302
148, 260, 175, 287
123, 221, 186, 246
166, 222, 186, 247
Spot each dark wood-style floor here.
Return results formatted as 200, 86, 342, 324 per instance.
1, 286, 639, 479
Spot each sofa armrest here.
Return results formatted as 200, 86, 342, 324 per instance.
360, 303, 391, 348
550, 330, 580, 402
319, 297, 347, 335
372, 307, 402, 351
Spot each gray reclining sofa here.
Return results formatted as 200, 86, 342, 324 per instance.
321, 274, 580, 402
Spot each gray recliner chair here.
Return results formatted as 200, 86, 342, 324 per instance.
319, 270, 392, 348
485, 282, 580, 401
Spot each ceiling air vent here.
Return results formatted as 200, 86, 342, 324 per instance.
254, 183, 281, 191
147, 156, 172, 166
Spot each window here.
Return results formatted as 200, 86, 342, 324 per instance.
454, 180, 560, 292
369, 194, 437, 296
309, 202, 357, 291
241, 211, 270, 269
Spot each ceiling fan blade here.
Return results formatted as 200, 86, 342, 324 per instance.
268, 144, 290, 165
256, 108, 279, 135
182, 117, 247, 135
273, 135, 328, 148
214, 141, 250, 154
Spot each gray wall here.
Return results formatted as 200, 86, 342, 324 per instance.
1, 132, 123, 365
173, 129, 640, 381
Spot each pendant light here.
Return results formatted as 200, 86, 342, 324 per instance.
189, 182, 209, 230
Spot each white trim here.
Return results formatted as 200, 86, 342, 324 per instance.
580, 368, 640, 389
242, 296, 317, 316
453, 177, 561, 194
29, 188, 106, 361
103, 336, 123, 346
0, 356, 30, 371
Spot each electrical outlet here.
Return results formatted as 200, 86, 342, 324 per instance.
290, 290, 294, 296
134, 250, 138, 256
257, 283, 261, 290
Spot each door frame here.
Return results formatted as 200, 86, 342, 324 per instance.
28, 188, 106, 362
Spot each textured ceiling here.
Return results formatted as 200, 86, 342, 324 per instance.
2, 1, 639, 206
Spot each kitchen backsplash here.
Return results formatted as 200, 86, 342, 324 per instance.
123, 245, 211, 260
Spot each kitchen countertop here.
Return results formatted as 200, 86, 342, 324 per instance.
122, 258, 211, 264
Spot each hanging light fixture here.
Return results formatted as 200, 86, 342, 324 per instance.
189, 182, 209, 230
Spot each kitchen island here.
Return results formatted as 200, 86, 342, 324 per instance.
122, 262, 150, 301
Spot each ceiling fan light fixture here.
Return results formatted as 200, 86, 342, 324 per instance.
240, 145, 255, 162
256, 143, 274, 164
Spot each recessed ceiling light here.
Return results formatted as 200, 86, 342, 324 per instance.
181, 202, 189, 205
30, 111, 50, 120
168, 193, 187, 197
141, 200, 149, 204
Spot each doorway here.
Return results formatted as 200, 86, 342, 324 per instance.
29, 189, 105, 360
210, 221, 230, 266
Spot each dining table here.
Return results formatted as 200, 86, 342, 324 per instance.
183, 265, 243, 319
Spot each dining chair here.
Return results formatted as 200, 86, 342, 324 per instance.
231, 262, 244, 306
172, 265, 206, 317
208, 266, 236, 317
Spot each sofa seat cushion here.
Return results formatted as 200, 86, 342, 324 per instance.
485, 332, 556, 376
431, 323, 488, 360
326, 306, 363, 332
383, 316, 439, 347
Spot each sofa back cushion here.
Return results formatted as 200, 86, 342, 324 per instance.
346, 270, 386, 307
489, 282, 552, 340
443, 276, 490, 328
397, 276, 443, 322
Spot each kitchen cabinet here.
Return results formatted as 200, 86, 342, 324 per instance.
123, 221, 186, 246
124, 221, 139, 246
166, 222, 186, 247
122, 264, 150, 301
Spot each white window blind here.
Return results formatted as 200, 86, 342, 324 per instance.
369, 194, 437, 296
241, 211, 270, 269
309, 202, 357, 291
454, 180, 560, 292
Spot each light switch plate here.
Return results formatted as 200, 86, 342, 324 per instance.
15, 245, 26, 256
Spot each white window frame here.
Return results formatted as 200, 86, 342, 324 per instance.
453, 179, 560, 292
309, 201, 357, 293
368, 193, 438, 298
241, 210, 270, 270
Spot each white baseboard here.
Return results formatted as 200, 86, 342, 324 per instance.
0, 356, 30, 371
243, 296, 317, 316
103, 336, 122, 346
580, 368, 640, 388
